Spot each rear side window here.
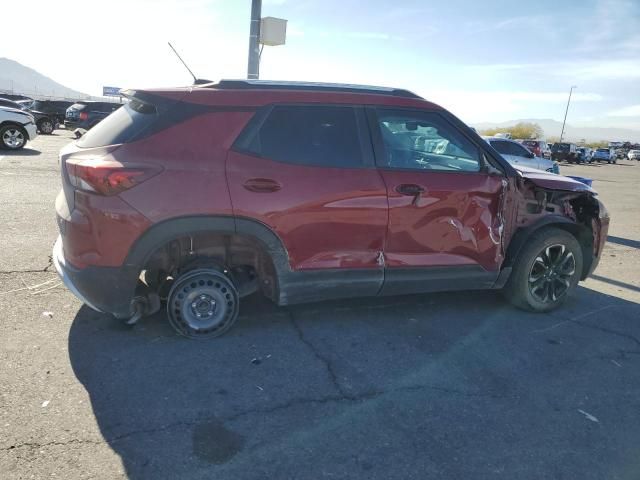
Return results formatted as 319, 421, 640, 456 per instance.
243, 105, 364, 168
77, 100, 157, 148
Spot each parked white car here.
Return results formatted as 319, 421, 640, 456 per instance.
0, 106, 38, 150
628, 149, 640, 160
484, 137, 560, 173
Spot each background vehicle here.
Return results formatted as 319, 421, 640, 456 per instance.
27, 100, 74, 125
628, 149, 640, 160
592, 148, 616, 163
576, 147, 593, 163
551, 142, 579, 163
54, 80, 608, 339
0, 97, 57, 134
0, 105, 38, 149
485, 137, 559, 173
65, 101, 122, 130
521, 139, 551, 159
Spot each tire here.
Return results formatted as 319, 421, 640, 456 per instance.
38, 118, 54, 134
503, 227, 583, 312
0, 125, 27, 150
167, 268, 239, 339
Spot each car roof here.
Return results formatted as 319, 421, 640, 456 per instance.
483, 136, 522, 145
127, 80, 439, 109
209, 79, 422, 99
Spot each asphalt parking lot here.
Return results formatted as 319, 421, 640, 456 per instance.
1, 132, 639, 480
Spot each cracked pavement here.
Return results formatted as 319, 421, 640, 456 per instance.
1, 132, 640, 479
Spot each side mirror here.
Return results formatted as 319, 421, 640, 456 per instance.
527, 151, 535, 158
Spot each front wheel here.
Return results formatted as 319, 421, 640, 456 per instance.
503, 228, 583, 312
167, 268, 239, 339
0, 125, 27, 150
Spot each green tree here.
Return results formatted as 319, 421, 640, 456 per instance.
480, 122, 544, 140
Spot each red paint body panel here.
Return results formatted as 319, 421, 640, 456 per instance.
227, 151, 388, 270
378, 171, 506, 271
56, 190, 151, 268
120, 112, 251, 221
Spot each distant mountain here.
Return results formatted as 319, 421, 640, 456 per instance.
472, 118, 640, 143
0, 58, 89, 100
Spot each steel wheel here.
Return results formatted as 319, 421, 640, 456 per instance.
167, 269, 239, 338
528, 244, 576, 304
1, 127, 26, 149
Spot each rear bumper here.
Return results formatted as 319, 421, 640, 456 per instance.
53, 235, 139, 318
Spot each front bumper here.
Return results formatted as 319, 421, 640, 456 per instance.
24, 122, 38, 141
53, 235, 139, 318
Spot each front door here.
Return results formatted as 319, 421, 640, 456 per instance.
367, 108, 507, 295
227, 104, 388, 302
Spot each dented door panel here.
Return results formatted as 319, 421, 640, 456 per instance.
380, 171, 507, 271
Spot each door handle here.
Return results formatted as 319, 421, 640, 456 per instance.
396, 184, 425, 196
243, 178, 282, 193
396, 184, 425, 206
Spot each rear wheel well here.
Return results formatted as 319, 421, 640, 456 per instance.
140, 231, 279, 301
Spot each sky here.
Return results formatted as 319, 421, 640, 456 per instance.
1, 0, 639, 129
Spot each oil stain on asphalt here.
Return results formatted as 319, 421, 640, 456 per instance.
192, 418, 245, 464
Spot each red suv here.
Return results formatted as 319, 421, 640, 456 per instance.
54, 80, 609, 338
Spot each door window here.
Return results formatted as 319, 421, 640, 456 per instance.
375, 110, 481, 172
245, 105, 365, 168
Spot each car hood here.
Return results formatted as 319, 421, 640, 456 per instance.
515, 165, 594, 193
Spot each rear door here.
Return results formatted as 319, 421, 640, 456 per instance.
227, 104, 388, 300
368, 108, 506, 295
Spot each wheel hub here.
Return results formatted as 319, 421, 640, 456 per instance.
190, 294, 217, 319
528, 244, 576, 303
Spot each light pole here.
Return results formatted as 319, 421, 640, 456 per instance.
559, 85, 577, 143
247, 0, 262, 79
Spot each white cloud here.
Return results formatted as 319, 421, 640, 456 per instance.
607, 105, 640, 117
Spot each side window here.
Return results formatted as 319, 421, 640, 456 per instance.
246, 105, 364, 168
509, 142, 532, 157
375, 109, 480, 172
490, 140, 510, 155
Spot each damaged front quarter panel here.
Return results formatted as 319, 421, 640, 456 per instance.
501, 168, 609, 280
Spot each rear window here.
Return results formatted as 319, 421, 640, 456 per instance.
76, 100, 158, 148
522, 140, 537, 147
553, 143, 570, 152
597, 148, 609, 153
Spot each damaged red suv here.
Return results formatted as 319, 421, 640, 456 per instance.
54, 80, 609, 338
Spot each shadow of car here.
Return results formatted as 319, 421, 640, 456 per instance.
68, 286, 640, 479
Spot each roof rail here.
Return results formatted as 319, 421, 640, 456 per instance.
209, 79, 422, 99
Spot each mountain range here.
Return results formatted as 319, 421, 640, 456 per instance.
0, 57, 89, 100
472, 118, 640, 143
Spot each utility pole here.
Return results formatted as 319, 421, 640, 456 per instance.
247, 0, 262, 79
559, 85, 577, 142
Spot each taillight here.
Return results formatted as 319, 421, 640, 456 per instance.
66, 158, 161, 196
79, 112, 88, 120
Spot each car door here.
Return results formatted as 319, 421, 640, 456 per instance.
227, 104, 388, 300
367, 108, 507, 296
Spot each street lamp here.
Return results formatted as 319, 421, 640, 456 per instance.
559, 85, 577, 143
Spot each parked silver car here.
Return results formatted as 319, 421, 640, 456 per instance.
484, 137, 560, 173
